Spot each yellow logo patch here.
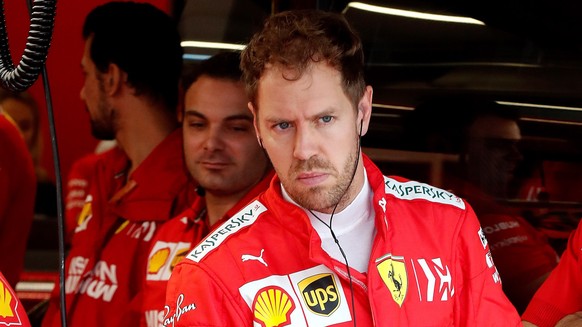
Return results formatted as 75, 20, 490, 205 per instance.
0, 281, 14, 319
77, 201, 92, 226
115, 220, 130, 234
0, 276, 21, 325
170, 248, 189, 271
148, 247, 170, 274
252, 286, 295, 327
376, 254, 408, 307
298, 273, 340, 316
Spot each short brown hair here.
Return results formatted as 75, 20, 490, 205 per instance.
241, 10, 366, 109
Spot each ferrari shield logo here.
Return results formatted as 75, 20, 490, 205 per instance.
376, 254, 408, 307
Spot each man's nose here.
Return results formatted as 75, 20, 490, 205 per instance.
292, 125, 317, 160
204, 127, 225, 151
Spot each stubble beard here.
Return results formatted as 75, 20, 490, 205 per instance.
90, 96, 115, 140
284, 143, 359, 213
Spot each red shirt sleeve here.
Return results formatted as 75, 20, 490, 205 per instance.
522, 219, 582, 327
454, 204, 522, 326
164, 262, 246, 326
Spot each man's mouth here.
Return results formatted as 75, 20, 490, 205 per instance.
296, 172, 328, 186
200, 161, 229, 170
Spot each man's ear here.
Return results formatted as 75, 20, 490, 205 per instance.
357, 86, 373, 137
248, 101, 262, 146
104, 63, 124, 96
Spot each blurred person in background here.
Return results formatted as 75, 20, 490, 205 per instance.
411, 98, 559, 314
42, 2, 194, 326
0, 110, 35, 288
140, 51, 272, 327
0, 89, 57, 217
461, 102, 558, 314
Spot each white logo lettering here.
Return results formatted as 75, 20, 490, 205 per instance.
187, 200, 267, 263
478, 228, 488, 249
85, 279, 118, 301
66, 260, 119, 302
65, 256, 89, 294
483, 221, 520, 234
126, 221, 157, 241
163, 294, 196, 327
490, 235, 528, 251
384, 177, 465, 210
414, 258, 454, 302
492, 267, 501, 284
485, 251, 494, 268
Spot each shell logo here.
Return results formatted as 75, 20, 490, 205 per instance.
148, 247, 170, 274
170, 248, 190, 271
252, 286, 295, 327
0, 277, 21, 325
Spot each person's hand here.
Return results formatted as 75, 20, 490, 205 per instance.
556, 313, 582, 327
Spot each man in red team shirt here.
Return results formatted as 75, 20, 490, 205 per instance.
411, 99, 559, 314
140, 52, 272, 327
42, 3, 194, 326
459, 103, 559, 314
0, 112, 35, 288
522, 219, 582, 326
163, 10, 521, 326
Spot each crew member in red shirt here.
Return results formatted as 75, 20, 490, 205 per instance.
522, 219, 582, 326
140, 52, 272, 327
459, 105, 558, 314
411, 99, 559, 313
42, 3, 194, 326
163, 10, 521, 326
0, 113, 35, 288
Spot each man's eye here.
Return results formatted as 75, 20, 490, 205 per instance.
231, 125, 249, 132
277, 122, 290, 130
321, 116, 333, 123
188, 121, 204, 128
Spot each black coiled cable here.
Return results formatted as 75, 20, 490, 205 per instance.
0, 1, 65, 326
0, 0, 56, 91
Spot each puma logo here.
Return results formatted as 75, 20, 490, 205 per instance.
241, 249, 267, 267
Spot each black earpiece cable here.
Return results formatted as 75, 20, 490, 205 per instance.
308, 118, 363, 327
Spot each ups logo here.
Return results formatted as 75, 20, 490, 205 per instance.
298, 273, 340, 316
